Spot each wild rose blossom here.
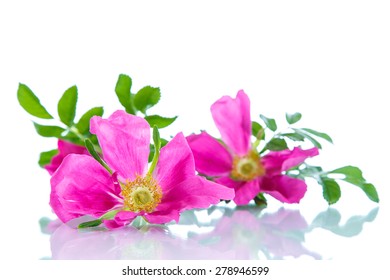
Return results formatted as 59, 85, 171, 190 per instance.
187, 91, 318, 205
45, 140, 89, 175
50, 110, 234, 228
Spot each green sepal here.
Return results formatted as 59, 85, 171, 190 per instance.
254, 193, 267, 206
148, 126, 161, 173
252, 121, 265, 139
78, 219, 102, 229
148, 138, 168, 162
84, 139, 112, 174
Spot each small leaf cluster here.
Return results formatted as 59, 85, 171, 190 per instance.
287, 164, 379, 205
17, 74, 176, 169
115, 74, 177, 129
17, 83, 103, 167
252, 112, 333, 153
251, 112, 378, 205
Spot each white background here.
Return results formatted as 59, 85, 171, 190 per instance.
1, 0, 389, 277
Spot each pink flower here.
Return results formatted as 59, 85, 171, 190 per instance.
45, 140, 89, 175
187, 91, 318, 205
50, 110, 234, 228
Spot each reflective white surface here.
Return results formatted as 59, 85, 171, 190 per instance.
39, 205, 378, 260
1, 0, 389, 266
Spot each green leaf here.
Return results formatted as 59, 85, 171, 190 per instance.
341, 177, 379, 202
329, 166, 379, 202
17, 83, 53, 119
265, 138, 288, 151
330, 166, 363, 179
85, 139, 112, 174
281, 132, 305, 142
252, 121, 265, 139
259, 114, 277, 132
254, 193, 267, 206
38, 149, 58, 168
34, 123, 65, 138
58, 86, 78, 126
134, 86, 161, 114
115, 74, 135, 114
286, 112, 302, 125
292, 128, 322, 149
144, 115, 177, 128
320, 178, 341, 205
353, 182, 379, 203
301, 128, 333, 144
75, 107, 104, 134
78, 219, 102, 229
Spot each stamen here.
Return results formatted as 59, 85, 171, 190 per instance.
121, 175, 162, 213
231, 151, 265, 181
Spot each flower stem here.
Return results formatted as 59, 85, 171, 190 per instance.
85, 139, 113, 174
69, 126, 102, 153
100, 209, 120, 220
69, 126, 86, 141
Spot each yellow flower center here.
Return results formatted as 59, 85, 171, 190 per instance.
231, 151, 265, 181
121, 175, 162, 213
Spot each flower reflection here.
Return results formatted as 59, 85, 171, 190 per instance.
41, 206, 378, 260
48, 218, 228, 260
192, 207, 321, 259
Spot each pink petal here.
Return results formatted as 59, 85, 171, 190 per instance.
155, 176, 235, 214
103, 211, 138, 229
50, 154, 123, 223
145, 210, 181, 224
259, 175, 307, 203
186, 132, 233, 177
216, 176, 260, 205
45, 140, 88, 175
153, 133, 196, 193
211, 90, 251, 156
90, 110, 150, 181
262, 147, 319, 176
